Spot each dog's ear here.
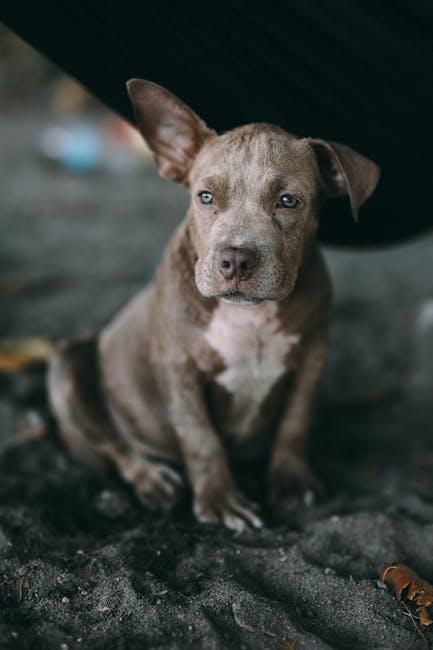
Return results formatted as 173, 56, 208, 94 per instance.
127, 79, 214, 182
308, 139, 380, 221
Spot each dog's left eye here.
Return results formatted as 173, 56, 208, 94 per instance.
199, 191, 214, 205
278, 194, 299, 209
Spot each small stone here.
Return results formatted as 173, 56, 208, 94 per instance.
94, 489, 129, 519
60, 643, 68, 650
61, 596, 70, 604
324, 567, 336, 575
19, 410, 46, 439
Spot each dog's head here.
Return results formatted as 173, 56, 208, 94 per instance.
128, 80, 380, 305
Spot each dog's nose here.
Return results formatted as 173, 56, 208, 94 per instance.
218, 247, 258, 281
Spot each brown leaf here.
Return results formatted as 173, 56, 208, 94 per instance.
418, 608, 433, 627
379, 563, 433, 626
0, 338, 53, 372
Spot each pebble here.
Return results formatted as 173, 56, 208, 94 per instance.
94, 489, 130, 519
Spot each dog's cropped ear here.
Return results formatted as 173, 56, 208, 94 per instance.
308, 139, 380, 221
127, 79, 214, 182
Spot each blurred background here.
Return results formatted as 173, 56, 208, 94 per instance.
1, 24, 432, 440
1, 23, 433, 649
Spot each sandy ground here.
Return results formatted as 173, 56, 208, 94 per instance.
1, 32, 433, 649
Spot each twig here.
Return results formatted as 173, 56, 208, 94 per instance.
401, 601, 428, 649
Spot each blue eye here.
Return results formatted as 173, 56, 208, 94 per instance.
278, 194, 299, 209
199, 191, 214, 204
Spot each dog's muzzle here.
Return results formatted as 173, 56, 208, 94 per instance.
218, 247, 258, 282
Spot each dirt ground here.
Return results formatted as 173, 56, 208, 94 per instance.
1, 30, 433, 649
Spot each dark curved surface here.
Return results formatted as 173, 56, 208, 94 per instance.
2, 1, 433, 246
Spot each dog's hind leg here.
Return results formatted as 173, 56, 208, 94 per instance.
48, 336, 183, 507
48, 335, 124, 472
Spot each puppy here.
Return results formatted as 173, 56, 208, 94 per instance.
48, 80, 380, 531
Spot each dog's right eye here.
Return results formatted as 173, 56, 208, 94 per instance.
198, 191, 214, 205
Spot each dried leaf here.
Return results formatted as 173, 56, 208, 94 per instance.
379, 563, 433, 627
418, 608, 433, 627
0, 338, 53, 372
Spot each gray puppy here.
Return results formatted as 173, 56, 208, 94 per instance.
49, 80, 380, 531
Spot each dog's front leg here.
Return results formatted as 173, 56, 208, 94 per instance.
269, 336, 327, 503
167, 362, 263, 532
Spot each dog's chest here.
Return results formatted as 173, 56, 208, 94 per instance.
204, 302, 300, 437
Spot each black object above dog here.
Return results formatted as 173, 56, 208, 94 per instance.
2, 1, 432, 246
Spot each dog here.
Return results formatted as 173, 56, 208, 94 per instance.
48, 80, 380, 531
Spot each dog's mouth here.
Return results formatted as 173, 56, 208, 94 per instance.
218, 291, 263, 306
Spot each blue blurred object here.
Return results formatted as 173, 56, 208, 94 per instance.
40, 122, 103, 172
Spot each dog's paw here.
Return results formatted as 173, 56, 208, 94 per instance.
120, 457, 184, 510
268, 453, 322, 506
194, 485, 263, 533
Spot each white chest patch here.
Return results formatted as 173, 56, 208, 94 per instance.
205, 301, 300, 438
